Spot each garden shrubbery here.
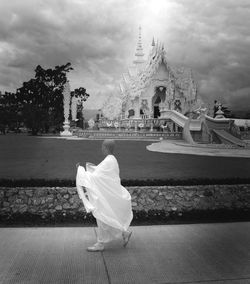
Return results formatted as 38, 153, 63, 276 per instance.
0, 177, 250, 187
1, 209, 249, 227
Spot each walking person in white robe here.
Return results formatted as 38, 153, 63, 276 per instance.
76, 139, 133, 251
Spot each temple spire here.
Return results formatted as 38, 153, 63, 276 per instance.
133, 26, 145, 65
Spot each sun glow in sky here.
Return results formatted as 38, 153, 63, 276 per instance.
0, 0, 250, 112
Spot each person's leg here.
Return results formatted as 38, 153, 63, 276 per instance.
97, 219, 122, 243
97, 220, 132, 248
122, 230, 132, 247
87, 219, 122, 252
98, 221, 132, 248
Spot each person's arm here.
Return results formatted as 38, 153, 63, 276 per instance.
86, 162, 96, 173
76, 165, 95, 212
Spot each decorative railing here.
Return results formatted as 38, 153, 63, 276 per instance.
98, 117, 184, 132
241, 131, 250, 140
100, 110, 202, 131
74, 129, 182, 139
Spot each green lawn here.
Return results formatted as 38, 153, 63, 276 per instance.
0, 134, 250, 180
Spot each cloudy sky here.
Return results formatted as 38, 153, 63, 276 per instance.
0, 0, 250, 112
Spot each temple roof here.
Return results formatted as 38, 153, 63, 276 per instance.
133, 26, 146, 65
120, 37, 197, 101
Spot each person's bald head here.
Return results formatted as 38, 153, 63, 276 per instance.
102, 139, 115, 156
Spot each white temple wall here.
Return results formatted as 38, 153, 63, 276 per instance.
140, 84, 155, 113
119, 59, 203, 119
152, 62, 170, 81
133, 97, 140, 118
140, 64, 170, 112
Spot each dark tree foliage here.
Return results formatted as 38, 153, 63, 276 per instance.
0, 92, 21, 133
70, 87, 89, 127
16, 63, 73, 135
221, 106, 233, 118
0, 64, 90, 135
71, 87, 89, 101
245, 112, 250, 119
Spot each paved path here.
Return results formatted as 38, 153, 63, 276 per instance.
0, 223, 249, 283
147, 140, 250, 158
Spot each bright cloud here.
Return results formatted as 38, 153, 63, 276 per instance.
0, 0, 250, 111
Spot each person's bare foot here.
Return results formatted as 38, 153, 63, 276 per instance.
122, 231, 132, 247
87, 242, 104, 252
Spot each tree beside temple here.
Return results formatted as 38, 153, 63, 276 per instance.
0, 91, 20, 133
0, 63, 89, 135
16, 63, 73, 135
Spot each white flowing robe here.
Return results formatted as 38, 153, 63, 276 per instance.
76, 155, 133, 231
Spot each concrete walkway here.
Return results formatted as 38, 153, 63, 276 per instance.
147, 140, 250, 158
0, 223, 249, 283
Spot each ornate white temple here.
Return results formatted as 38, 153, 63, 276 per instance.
77, 28, 248, 146
102, 27, 204, 121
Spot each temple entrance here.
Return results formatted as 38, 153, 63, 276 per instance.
152, 86, 166, 118
154, 106, 160, 118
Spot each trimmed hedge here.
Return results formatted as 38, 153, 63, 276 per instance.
0, 177, 250, 187
0, 209, 249, 227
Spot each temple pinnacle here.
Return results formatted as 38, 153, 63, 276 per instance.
134, 26, 145, 65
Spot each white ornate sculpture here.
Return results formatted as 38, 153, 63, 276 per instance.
215, 105, 225, 119
138, 122, 144, 128
88, 118, 95, 129
60, 80, 72, 136
71, 96, 78, 121
102, 93, 123, 120
114, 121, 119, 129
107, 121, 113, 127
